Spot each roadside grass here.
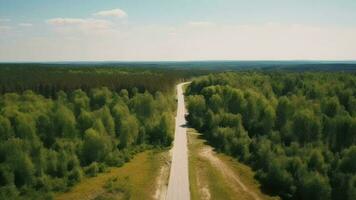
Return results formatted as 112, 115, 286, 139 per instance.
188, 130, 204, 200
55, 150, 168, 200
188, 128, 279, 200
188, 129, 235, 200
217, 153, 279, 200
204, 160, 235, 200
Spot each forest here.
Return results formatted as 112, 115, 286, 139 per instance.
0, 66, 190, 199
0, 64, 209, 96
186, 72, 356, 200
1, 64, 356, 200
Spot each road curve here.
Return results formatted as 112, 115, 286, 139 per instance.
166, 82, 190, 200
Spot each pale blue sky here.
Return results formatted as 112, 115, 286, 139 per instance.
2, 0, 356, 26
1, 0, 356, 61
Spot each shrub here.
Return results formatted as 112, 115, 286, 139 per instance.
84, 162, 99, 177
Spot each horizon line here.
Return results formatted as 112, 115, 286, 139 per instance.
1, 59, 356, 64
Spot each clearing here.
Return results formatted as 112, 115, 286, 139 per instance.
55, 150, 170, 200
188, 129, 280, 200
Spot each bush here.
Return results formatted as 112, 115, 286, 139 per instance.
105, 151, 124, 167
68, 167, 83, 186
84, 162, 99, 177
50, 177, 68, 192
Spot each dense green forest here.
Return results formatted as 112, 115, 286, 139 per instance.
0, 64, 208, 97
186, 72, 356, 200
0, 66, 186, 199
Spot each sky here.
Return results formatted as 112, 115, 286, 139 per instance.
1, 0, 356, 61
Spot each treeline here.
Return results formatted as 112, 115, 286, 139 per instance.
0, 87, 175, 199
186, 72, 356, 200
0, 64, 208, 97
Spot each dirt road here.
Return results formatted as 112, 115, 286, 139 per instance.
166, 82, 190, 200
200, 147, 261, 200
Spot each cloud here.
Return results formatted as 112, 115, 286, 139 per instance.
45, 8, 127, 36
93, 8, 127, 18
46, 18, 113, 32
187, 21, 215, 27
2, 21, 356, 61
46, 18, 87, 25
19, 23, 33, 27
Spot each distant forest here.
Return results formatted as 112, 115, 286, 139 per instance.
0, 64, 210, 97
186, 72, 356, 200
1, 61, 355, 97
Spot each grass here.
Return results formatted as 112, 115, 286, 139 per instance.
188, 128, 279, 200
187, 130, 239, 199
217, 153, 279, 200
55, 150, 168, 200
188, 129, 234, 200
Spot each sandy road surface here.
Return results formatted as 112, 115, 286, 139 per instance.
166, 82, 190, 200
